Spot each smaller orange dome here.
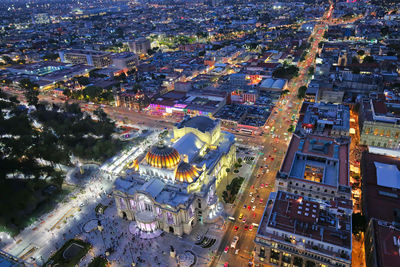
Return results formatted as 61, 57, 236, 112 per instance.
175, 162, 200, 183
129, 159, 139, 171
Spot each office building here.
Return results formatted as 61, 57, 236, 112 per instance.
127, 38, 151, 55
59, 49, 112, 68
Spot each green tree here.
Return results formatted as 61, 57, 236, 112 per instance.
77, 76, 90, 86
19, 78, 39, 106
308, 66, 314, 76
297, 86, 307, 99
357, 50, 365, 56
352, 213, 366, 235
363, 56, 375, 64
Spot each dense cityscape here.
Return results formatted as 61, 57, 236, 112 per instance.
0, 0, 399, 266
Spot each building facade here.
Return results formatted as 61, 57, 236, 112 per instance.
254, 191, 352, 267
113, 116, 236, 236
59, 49, 112, 68
127, 38, 151, 55
360, 99, 400, 150
111, 52, 138, 71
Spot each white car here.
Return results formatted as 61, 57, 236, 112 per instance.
251, 197, 255, 203
252, 205, 256, 211
235, 249, 240, 255
231, 236, 239, 248
249, 192, 253, 197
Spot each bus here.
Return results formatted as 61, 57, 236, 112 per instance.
239, 128, 254, 135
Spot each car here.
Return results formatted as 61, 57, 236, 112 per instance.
239, 213, 244, 220
234, 226, 239, 232
249, 225, 254, 231
244, 224, 249, 231
260, 184, 264, 188
242, 217, 247, 223
251, 197, 255, 203
224, 246, 229, 253
256, 195, 259, 198
247, 205, 251, 211
235, 249, 240, 255
231, 236, 239, 248
79, 203, 85, 207
251, 185, 255, 189
243, 204, 247, 209
224, 262, 229, 267
259, 198, 263, 204
249, 192, 253, 197
253, 212, 257, 218
252, 206, 256, 211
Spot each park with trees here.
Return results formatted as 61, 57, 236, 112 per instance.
0, 80, 124, 235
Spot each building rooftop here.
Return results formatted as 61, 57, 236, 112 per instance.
280, 134, 349, 187
363, 152, 400, 223
371, 219, 400, 267
362, 99, 400, 124
257, 191, 352, 249
300, 102, 350, 134
176, 116, 218, 133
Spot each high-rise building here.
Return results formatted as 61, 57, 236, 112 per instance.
127, 38, 151, 55
59, 49, 112, 68
254, 191, 352, 267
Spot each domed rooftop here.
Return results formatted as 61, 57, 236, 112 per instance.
175, 162, 200, 183
145, 143, 180, 169
177, 116, 218, 133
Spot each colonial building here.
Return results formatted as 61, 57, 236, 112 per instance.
115, 90, 150, 111
254, 191, 352, 267
113, 116, 236, 236
275, 134, 351, 201
359, 99, 400, 150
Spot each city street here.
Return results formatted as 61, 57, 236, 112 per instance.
211, 5, 332, 267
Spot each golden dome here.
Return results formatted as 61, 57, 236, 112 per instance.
175, 162, 200, 183
129, 159, 139, 171
145, 144, 180, 169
